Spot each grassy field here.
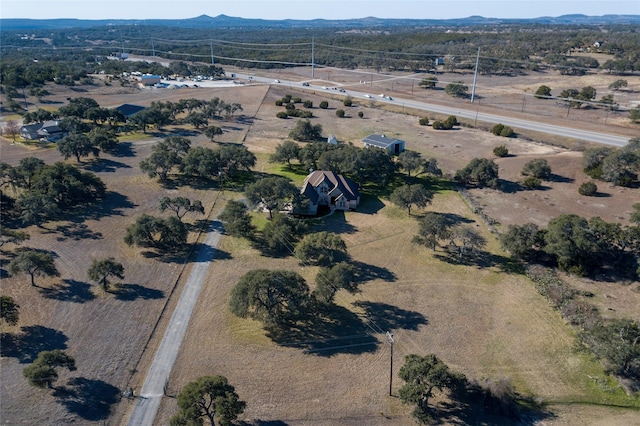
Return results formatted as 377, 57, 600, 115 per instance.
2, 74, 639, 425
157, 177, 640, 424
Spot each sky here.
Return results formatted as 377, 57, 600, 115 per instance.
1, 0, 639, 21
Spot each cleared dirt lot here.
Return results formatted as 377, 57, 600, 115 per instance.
1, 70, 639, 425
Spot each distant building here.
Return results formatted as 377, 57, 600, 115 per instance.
362, 134, 405, 154
20, 120, 66, 142
138, 74, 161, 86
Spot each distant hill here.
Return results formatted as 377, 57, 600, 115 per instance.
2, 13, 640, 31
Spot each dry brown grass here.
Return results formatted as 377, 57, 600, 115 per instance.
2, 70, 639, 425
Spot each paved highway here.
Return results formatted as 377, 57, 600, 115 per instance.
236, 73, 632, 147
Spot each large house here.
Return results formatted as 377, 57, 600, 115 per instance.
362, 134, 405, 154
300, 170, 360, 215
19, 120, 66, 142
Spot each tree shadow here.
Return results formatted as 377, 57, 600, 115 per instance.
39, 279, 96, 303
172, 174, 219, 190
53, 377, 120, 421
431, 387, 557, 426
266, 304, 380, 356
239, 421, 288, 426
110, 141, 136, 157
112, 283, 164, 301
319, 210, 358, 235
441, 213, 475, 226
352, 301, 428, 331
499, 179, 524, 194
141, 247, 189, 264
433, 249, 521, 274
77, 191, 137, 220
357, 195, 386, 214
83, 158, 132, 173
190, 243, 232, 263
548, 173, 574, 184
593, 191, 612, 198
352, 260, 397, 283
54, 222, 103, 241
251, 238, 294, 259
0, 325, 68, 363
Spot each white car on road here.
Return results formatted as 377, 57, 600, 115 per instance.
364, 94, 372, 98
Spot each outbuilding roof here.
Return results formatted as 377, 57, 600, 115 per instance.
362, 134, 403, 149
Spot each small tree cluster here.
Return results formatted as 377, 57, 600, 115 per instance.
218, 200, 255, 238
23, 350, 76, 389
8, 248, 60, 287
124, 214, 188, 250
454, 158, 499, 189
288, 119, 323, 141
493, 145, 509, 157
418, 117, 429, 126
521, 158, 551, 180
390, 184, 433, 215
431, 115, 458, 130
171, 375, 245, 426
491, 123, 514, 138
578, 182, 598, 196
582, 138, 639, 187
534, 85, 551, 98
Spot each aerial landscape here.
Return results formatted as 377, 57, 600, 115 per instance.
1, 1, 640, 425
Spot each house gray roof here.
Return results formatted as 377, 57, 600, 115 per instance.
362, 134, 403, 149
115, 103, 145, 117
302, 170, 359, 202
21, 120, 63, 138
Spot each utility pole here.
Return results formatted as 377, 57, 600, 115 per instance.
470, 47, 480, 104
386, 331, 394, 397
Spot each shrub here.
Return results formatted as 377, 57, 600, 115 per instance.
522, 176, 541, 189
335, 109, 345, 118
282, 94, 292, 103
292, 97, 302, 103
285, 102, 295, 110
432, 120, 444, 130
432, 118, 454, 130
578, 182, 598, 196
343, 97, 353, 107
500, 126, 514, 137
534, 85, 552, 98
491, 123, 505, 136
419, 117, 429, 126
319, 101, 329, 109
276, 111, 288, 119
358, 111, 364, 119
275, 99, 283, 106
303, 100, 313, 108
522, 158, 551, 179
287, 109, 312, 118
493, 145, 509, 157
444, 115, 458, 127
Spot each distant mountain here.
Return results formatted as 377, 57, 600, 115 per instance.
2, 13, 639, 31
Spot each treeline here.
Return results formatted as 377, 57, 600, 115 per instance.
2, 23, 640, 76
